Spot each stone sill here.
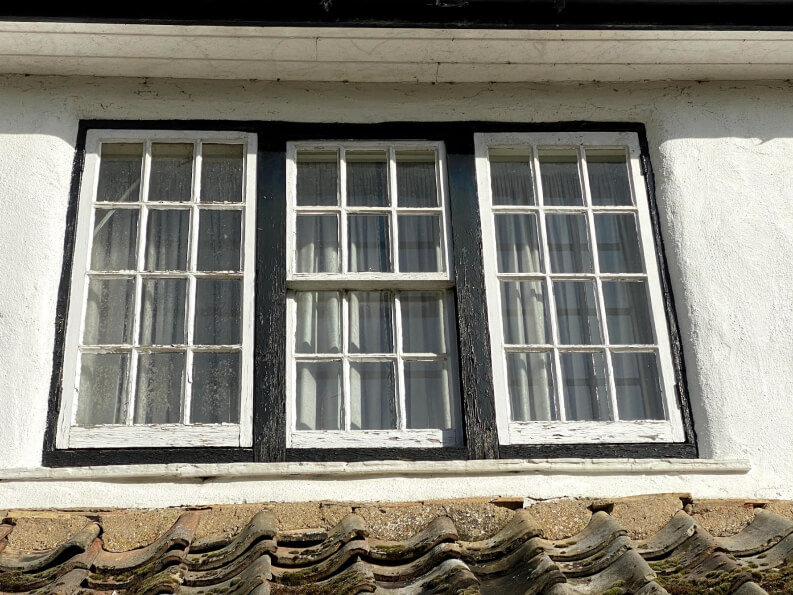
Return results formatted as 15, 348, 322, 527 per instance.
0, 458, 750, 482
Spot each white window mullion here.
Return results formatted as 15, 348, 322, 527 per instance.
339, 148, 348, 275
389, 146, 400, 273
126, 140, 153, 426
183, 141, 201, 425
342, 291, 351, 431
533, 146, 566, 423
394, 292, 407, 430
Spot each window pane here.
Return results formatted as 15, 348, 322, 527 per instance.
346, 151, 388, 207
134, 352, 184, 424
192, 352, 240, 424
396, 150, 437, 208
506, 352, 556, 421
97, 143, 143, 202
350, 362, 397, 430
401, 291, 446, 354
194, 279, 241, 345
405, 361, 454, 430
84, 278, 135, 345
554, 281, 602, 345
560, 351, 609, 421
586, 149, 632, 206
595, 214, 643, 273
539, 149, 583, 206
297, 150, 338, 207
197, 210, 242, 271
348, 215, 392, 273
501, 281, 549, 345
295, 291, 341, 354
200, 144, 243, 203
602, 281, 654, 344
139, 278, 187, 345
349, 291, 393, 354
149, 143, 193, 202
76, 353, 129, 425
546, 214, 593, 273
295, 361, 341, 430
494, 214, 542, 273
612, 352, 664, 421
91, 209, 138, 271
145, 209, 190, 271
398, 215, 443, 273
489, 151, 534, 206
296, 215, 339, 273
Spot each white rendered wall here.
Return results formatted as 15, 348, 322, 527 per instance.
0, 76, 790, 507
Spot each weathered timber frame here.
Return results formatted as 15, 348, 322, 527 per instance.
44, 120, 696, 467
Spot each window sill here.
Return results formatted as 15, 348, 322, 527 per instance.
4, 458, 750, 482
62, 424, 245, 449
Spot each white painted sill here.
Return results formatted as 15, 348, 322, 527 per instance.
0, 458, 750, 482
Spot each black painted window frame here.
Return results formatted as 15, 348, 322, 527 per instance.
43, 120, 696, 467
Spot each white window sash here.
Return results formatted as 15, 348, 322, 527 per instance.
475, 131, 685, 445
285, 141, 460, 449
57, 129, 257, 449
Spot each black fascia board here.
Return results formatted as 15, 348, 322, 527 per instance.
5, 0, 793, 30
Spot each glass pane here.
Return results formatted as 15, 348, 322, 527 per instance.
296, 215, 339, 273
560, 351, 609, 421
195, 279, 241, 345
91, 209, 138, 270
349, 291, 393, 354
76, 353, 129, 425
192, 352, 241, 424
134, 352, 184, 424
149, 143, 193, 202
612, 352, 664, 421
489, 150, 534, 206
200, 144, 243, 203
398, 215, 443, 273
140, 278, 187, 346
554, 281, 602, 345
595, 214, 643, 273
546, 214, 593, 273
506, 352, 556, 421
348, 215, 392, 273
297, 150, 338, 207
84, 278, 135, 345
295, 291, 341, 354
405, 361, 454, 430
346, 151, 388, 207
602, 281, 654, 344
396, 150, 437, 208
97, 143, 143, 202
539, 149, 583, 206
586, 149, 632, 206
350, 362, 397, 430
501, 281, 549, 345
401, 291, 446, 354
145, 209, 190, 271
197, 210, 242, 271
494, 214, 542, 273
295, 361, 341, 430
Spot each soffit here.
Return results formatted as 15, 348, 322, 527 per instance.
2, 22, 793, 82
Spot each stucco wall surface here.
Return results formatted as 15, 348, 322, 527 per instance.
0, 76, 790, 507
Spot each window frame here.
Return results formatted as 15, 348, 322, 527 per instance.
475, 131, 685, 445
44, 120, 696, 467
56, 128, 258, 450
